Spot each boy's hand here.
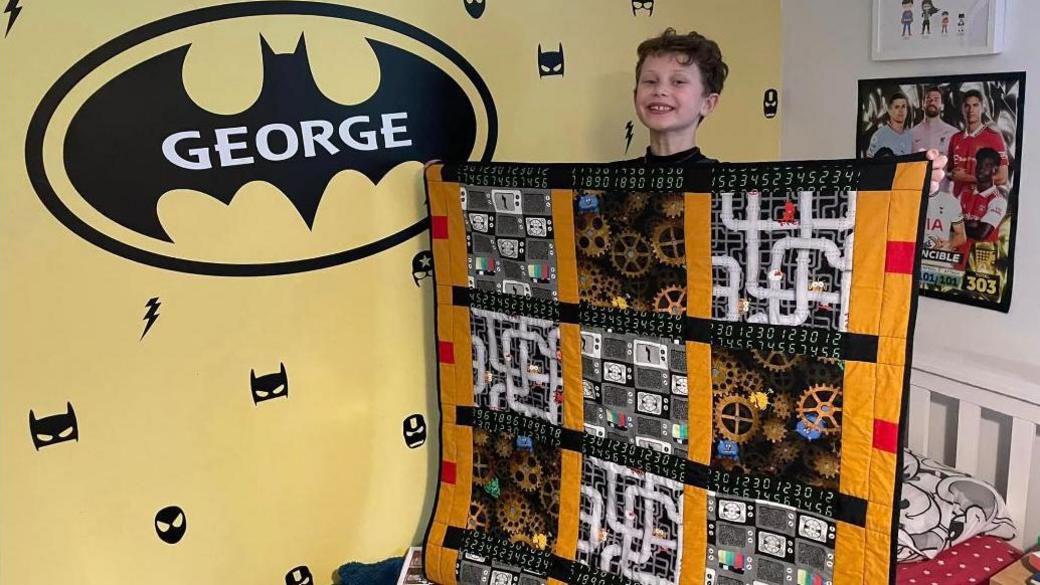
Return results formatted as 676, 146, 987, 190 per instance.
923, 148, 947, 194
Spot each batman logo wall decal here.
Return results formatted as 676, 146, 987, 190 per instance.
285, 565, 313, 585
29, 402, 79, 450
251, 363, 288, 404
402, 414, 427, 448
26, 2, 497, 276
538, 43, 564, 77
464, 0, 486, 19
632, 0, 654, 16
411, 250, 433, 286
154, 505, 187, 544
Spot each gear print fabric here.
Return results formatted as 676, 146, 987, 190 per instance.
422, 156, 930, 585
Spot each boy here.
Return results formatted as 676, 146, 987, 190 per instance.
430, 29, 946, 192
615, 27, 725, 166
619, 29, 945, 192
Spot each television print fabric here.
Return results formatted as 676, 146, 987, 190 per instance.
421, 156, 931, 585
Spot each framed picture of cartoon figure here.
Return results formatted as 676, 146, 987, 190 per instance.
857, 72, 1025, 312
872, 0, 1007, 60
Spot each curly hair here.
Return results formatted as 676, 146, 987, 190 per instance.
635, 28, 729, 95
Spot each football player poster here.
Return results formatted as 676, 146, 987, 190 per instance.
857, 72, 1025, 312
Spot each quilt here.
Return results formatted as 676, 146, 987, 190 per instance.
421, 155, 931, 585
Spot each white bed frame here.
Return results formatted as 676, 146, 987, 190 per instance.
908, 365, 1040, 550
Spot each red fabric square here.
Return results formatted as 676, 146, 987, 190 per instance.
431, 216, 449, 239
873, 419, 899, 453
438, 341, 455, 364
440, 461, 456, 485
885, 241, 916, 274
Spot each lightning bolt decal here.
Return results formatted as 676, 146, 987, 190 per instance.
3, 0, 22, 37
624, 120, 634, 154
141, 297, 161, 340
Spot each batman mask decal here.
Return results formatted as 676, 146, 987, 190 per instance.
29, 402, 79, 450
251, 363, 289, 404
537, 43, 564, 77
27, 2, 497, 276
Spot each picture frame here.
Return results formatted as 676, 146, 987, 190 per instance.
856, 72, 1026, 312
872, 0, 1007, 61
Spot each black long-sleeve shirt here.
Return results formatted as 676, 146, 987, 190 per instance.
612, 145, 715, 166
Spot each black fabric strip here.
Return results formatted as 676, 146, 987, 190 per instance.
836, 493, 869, 527
456, 405, 474, 427
582, 304, 685, 340
443, 526, 464, 550
469, 289, 560, 321
685, 316, 712, 343
582, 435, 687, 483
548, 556, 572, 582
567, 562, 638, 585
889, 151, 933, 584
684, 460, 711, 488
841, 332, 880, 363
468, 408, 564, 449
452, 286, 470, 306
712, 163, 860, 192
558, 302, 580, 324
708, 468, 862, 525
445, 527, 639, 585
438, 154, 923, 192
691, 318, 871, 363
858, 161, 898, 191
457, 530, 553, 576
560, 428, 584, 452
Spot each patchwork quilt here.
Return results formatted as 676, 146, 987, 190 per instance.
421, 156, 931, 585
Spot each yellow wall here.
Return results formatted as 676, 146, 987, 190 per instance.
0, 1, 779, 583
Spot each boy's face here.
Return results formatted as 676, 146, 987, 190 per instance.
976, 157, 998, 185
633, 53, 717, 138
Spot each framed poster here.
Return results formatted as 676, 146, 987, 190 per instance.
872, 0, 1006, 61
857, 72, 1025, 312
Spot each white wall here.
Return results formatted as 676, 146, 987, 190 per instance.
782, 0, 1040, 543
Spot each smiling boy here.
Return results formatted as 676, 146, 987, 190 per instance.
618, 28, 946, 192
616, 28, 725, 166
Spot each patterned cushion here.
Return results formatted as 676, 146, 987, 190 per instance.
896, 535, 1020, 584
